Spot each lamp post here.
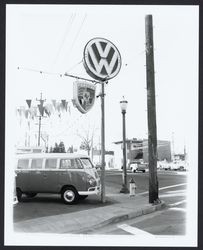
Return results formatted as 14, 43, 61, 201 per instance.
120, 97, 129, 194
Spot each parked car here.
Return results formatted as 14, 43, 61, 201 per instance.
157, 161, 171, 170
129, 161, 148, 173
170, 160, 186, 171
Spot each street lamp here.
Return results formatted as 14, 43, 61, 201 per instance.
120, 96, 129, 194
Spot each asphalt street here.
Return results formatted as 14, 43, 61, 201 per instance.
13, 170, 187, 224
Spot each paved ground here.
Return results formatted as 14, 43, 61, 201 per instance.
14, 170, 187, 222
13, 170, 187, 234
14, 192, 165, 233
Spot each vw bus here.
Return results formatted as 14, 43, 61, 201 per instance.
15, 153, 100, 204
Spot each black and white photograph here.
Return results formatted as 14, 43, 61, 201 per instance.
5, 4, 198, 247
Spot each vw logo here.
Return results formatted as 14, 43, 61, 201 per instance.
83, 38, 122, 81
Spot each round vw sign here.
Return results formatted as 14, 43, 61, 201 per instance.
83, 38, 122, 81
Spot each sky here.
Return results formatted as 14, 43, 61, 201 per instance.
6, 4, 198, 154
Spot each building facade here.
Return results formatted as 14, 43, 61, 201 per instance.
114, 138, 171, 169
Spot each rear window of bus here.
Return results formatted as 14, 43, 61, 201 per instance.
17, 159, 29, 169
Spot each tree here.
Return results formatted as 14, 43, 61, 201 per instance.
52, 142, 66, 153
67, 146, 74, 153
58, 141, 66, 153
80, 140, 91, 155
77, 127, 96, 156
53, 143, 59, 153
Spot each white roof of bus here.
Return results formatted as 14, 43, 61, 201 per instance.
16, 153, 89, 159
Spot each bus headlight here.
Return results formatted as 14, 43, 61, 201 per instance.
88, 177, 96, 187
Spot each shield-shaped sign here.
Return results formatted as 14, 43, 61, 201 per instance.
73, 81, 96, 114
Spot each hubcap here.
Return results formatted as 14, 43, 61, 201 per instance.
64, 190, 75, 203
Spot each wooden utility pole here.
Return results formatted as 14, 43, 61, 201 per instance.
36, 93, 46, 146
145, 15, 159, 203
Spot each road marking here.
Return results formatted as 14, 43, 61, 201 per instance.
169, 207, 186, 212
137, 183, 187, 196
117, 224, 153, 236
159, 193, 185, 198
159, 183, 187, 191
168, 199, 186, 207
166, 190, 186, 194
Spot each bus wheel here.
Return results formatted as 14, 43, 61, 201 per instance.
61, 187, 78, 204
25, 193, 37, 198
16, 188, 22, 202
79, 195, 88, 200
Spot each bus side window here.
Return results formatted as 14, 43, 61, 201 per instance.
45, 159, 57, 169
17, 159, 29, 169
31, 159, 43, 169
60, 159, 72, 169
75, 159, 83, 169
60, 159, 83, 169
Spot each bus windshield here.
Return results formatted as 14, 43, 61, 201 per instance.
80, 158, 94, 169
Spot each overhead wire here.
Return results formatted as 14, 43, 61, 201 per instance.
51, 13, 76, 71
64, 14, 87, 67
17, 66, 64, 77
65, 59, 83, 74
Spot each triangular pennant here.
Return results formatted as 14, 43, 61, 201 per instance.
26, 100, 32, 108
40, 100, 45, 107
38, 104, 45, 116
65, 101, 68, 111
44, 107, 51, 117
56, 102, 61, 112
25, 110, 29, 119
61, 100, 66, 109
52, 100, 56, 109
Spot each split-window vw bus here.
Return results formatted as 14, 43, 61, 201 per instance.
15, 153, 100, 204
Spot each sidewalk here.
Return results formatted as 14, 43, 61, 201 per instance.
14, 191, 166, 234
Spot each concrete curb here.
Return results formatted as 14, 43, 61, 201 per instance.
74, 201, 166, 234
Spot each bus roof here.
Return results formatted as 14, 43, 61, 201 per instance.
16, 153, 90, 159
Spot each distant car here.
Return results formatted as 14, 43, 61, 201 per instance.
95, 164, 102, 170
129, 162, 148, 173
170, 161, 186, 171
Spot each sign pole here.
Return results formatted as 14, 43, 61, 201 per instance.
100, 81, 106, 203
145, 15, 159, 203
82, 38, 122, 204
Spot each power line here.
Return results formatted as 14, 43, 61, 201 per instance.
17, 66, 100, 84
17, 66, 64, 77
64, 14, 87, 63
65, 59, 83, 74
51, 13, 76, 71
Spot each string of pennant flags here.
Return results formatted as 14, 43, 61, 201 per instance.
16, 99, 72, 120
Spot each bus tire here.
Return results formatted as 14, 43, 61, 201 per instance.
61, 186, 78, 205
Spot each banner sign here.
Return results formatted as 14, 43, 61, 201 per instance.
72, 81, 96, 114
83, 37, 122, 81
